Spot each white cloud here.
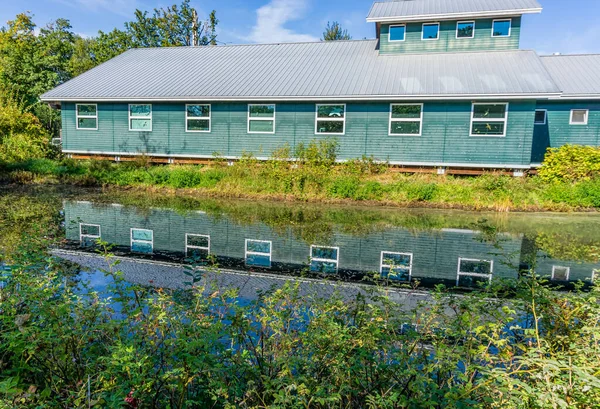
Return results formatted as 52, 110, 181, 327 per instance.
249, 0, 319, 43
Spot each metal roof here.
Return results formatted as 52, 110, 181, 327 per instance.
41, 40, 560, 102
367, 0, 542, 22
541, 54, 600, 99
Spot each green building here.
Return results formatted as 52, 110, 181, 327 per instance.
41, 0, 600, 172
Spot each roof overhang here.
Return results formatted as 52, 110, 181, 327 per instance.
366, 8, 542, 23
548, 94, 600, 100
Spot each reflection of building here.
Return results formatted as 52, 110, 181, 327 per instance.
64, 201, 598, 287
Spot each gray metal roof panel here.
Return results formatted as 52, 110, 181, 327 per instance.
41, 41, 560, 101
540, 54, 600, 98
367, 0, 542, 21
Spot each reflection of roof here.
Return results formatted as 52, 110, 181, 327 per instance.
540, 54, 600, 99
367, 0, 542, 22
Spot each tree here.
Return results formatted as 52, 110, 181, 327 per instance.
322, 21, 351, 41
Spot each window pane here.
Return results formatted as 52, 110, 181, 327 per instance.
553, 267, 569, 281
249, 120, 274, 133
78, 118, 97, 129
571, 110, 588, 124
247, 240, 271, 254
187, 248, 209, 259
473, 104, 506, 119
81, 237, 98, 248
389, 25, 405, 41
187, 105, 210, 118
312, 247, 338, 260
316, 121, 344, 134
471, 122, 505, 136
77, 104, 97, 116
188, 119, 210, 131
457, 22, 474, 38
187, 235, 209, 248
458, 274, 490, 288
391, 121, 421, 135
130, 104, 151, 117
534, 110, 546, 124
132, 242, 153, 254
132, 229, 153, 242
246, 254, 271, 267
130, 118, 152, 130
249, 105, 275, 118
81, 224, 100, 236
459, 260, 492, 275
423, 24, 439, 39
310, 260, 337, 274
493, 20, 511, 37
392, 105, 421, 119
317, 105, 345, 118
381, 267, 410, 281
382, 253, 411, 267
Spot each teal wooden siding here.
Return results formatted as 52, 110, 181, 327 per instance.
379, 17, 521, 55
62, 100, 536, 167
532, 101, 600, 163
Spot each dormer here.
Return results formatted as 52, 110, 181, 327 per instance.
367, 0, 542, 55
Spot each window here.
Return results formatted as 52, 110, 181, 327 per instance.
79, 223, 101, 247
129, 104, 152, 131
131, 228, 153, 254
456, 21, 475, 38
534, 109, 547, 125
389, 24, 406, 41
245, 239, 272, 268
310, 245, 339, 273
422, 23, 440, 40
76, 104, 98, 130
470, 103, 508, 137
592, 269, 598, 282
248, 104, 276, 134
390, 104, 423, 136
570, 109, 589, 125
492, 19, 511, 37
186, 104, 211, 132
552, 266, 570, 281
380, 252, 412, 281
186, 234, 210, 257
315, 104, 346, 135
457, 258, 493, 288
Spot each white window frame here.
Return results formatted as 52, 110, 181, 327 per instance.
130, 228, 154, 254
185, 233, 210, 256
185, 104, 211, 133
79, 223, 101, 245
128, 104, 152, 132
247, 104, 276, 134
76, 104, 98, 131
310, 245, 340, 272
245, 239, 273, 268
389, 24, 406, 42
456, 21, 475, 39
534, 109, 547, 125
570, 109, 589, 125
457, 257, 493, 286
592, 269, 598, 282
551, 265, 571, 281
492, 19, 512, 37
315, 104, 346, 135
380, 251, 413, 280
470, 102, 509, 138
389, 103, 423, 136
421, 22, 440, 41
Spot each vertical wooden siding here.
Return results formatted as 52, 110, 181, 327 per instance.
379, 17, 521, 55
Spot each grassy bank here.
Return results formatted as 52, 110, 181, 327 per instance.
2, 156, 600, 211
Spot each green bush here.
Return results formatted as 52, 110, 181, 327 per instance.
539, 144, 600, 182
0, 95, 49, 162
328, 176, 360, 199
405, 182, 439, 202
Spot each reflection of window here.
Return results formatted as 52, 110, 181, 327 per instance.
76, 104, 98, 130
570, 109, 589, 125
422, 23, 440, 40
186, 234, 210, 257
315, 104, 346, 134
390, 104, 423, 136
593, 269, 598, 282
534, 109, 547, 125
310, 245, 339, 273
245, 239, 272, 268
80, 223, 101, 247
129, 104, 152, 131
389, 24, 406, 41
456, 21, 475, 38
248, 104, 276, 133
492, 19, 511, 37
131, 228, 153, 254
380, 252, 412, 281
551, 266, 570, 281
186, 104, 211, 132
457, 258, 493, 288
470, 103, 508, 137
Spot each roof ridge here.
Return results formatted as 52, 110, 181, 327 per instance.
128, 38, 377, 51
379, 49, 535, 57
540, 53, 600, 58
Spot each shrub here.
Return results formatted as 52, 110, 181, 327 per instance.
406, 182, 439, 202
539, 144, 600, 182
295, 138, 339, 168
328, 176, 360, 199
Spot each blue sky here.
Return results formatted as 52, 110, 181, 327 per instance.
1, 0, 599, 55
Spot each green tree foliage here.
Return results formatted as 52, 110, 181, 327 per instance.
322, 21, 352, 41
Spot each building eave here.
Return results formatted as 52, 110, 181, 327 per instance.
548, 94, 600, 100
366, 8, 542, 23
